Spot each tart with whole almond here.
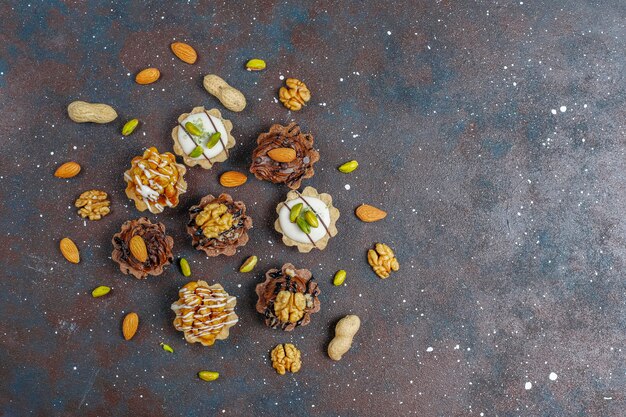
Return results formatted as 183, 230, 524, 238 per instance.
187, 193, 253, 256
172, 106, 235, 169
124, 147, 187, 214
249, 122, 319, 189
274, 186, 339, 253
111, 217, 174, 279
255, 263, 320, 331
171, 280, 238, 346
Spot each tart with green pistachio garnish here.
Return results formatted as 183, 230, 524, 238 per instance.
187, 193, 253, 256
172, 106, 235, 169
274, 186, 339, 253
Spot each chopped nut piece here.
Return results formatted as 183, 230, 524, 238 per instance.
271, 343, 302, 375
367, 243, 400, 279
75, 190, 111, 220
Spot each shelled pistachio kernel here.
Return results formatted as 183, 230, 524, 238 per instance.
296, 216, 311, 234
122, 118, 139, 136
333, 270, 346, 286
185, 121, 202, 136
180, 258, 191, 277
91, 286, 111, 297
160, 343, 174, 353
289, 203, 303, 223
304, 210, 319, 228
239, 256, 258, 273
338, 160, 358, 173
198, 371, 219, 381
206, 132, 221, 148
246, 58, 266, 71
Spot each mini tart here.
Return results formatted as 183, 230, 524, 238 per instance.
249, 122, 319, 189
187, 193, 253, 256
172, 106, 235, 169
171, 280, 238, 346
255, 263, 320, 331
111, 217, 174, 279
274, 186, 339, 253
124, 147, 187, 214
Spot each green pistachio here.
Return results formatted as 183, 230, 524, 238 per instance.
91, 286, 111, 298
296, 216, 311, 234
304, 210, 319, 228
289, 203, 303, 223
122, 119, 139, 136
185, 121, 203, 136
180, 258, 191, 277
333, 270, 347, 286
338, 160, 359, 173
239, 255, 258, 273
188, 145, 203, 158
160, 343, 174, 353
198, 371, 219, 381
246, 58, 267, 71
206, 132, 221, 148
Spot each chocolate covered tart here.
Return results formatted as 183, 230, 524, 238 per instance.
255, 263, 321, 331
187, 194, 252, 256
111, 217, 174, 279
249, 122, 319, 189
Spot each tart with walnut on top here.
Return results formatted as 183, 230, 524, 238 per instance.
249, 122, 319, 189
255, 263, 321, 331
187, 193, 252, 256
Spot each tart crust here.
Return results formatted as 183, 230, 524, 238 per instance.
172, 106, 235, 169
274, 186, 339, 253
187, 193, 253, 256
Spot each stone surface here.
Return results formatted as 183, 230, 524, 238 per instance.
1, 1, 626, 416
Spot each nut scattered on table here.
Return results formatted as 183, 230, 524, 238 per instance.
75, 190, 111, 220
135, 67, 160, 84
271, 343, 302, 375
355, 204, 387, 223
122, 312, 139, 340
67, 100, 117, 124
278, 78, 310, 111
59, 237, 80, 264
170, 42, 198, 64
54, 161, 81, 178
328, 315, 360, 361
367, 243, 399, 279
203, 74, 246, 112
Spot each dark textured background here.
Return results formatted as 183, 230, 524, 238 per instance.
1, 1, 626, 416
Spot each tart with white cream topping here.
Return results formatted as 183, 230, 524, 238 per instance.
274, 186, 339, 253
172, 106, 235, 169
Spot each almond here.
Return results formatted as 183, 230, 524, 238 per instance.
122, 312, 139, 340
355, 204, 387, 223
171, 42, 197, 64
135, 68, 160, 85
59, 237, 80, 264
54, 161, 81, 178
268, 147, 296, 163
129, 235, 148, 262
220, 171, 247, 187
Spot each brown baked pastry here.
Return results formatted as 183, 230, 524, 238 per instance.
171, 280, 238, 346
124, 147, 187, 214
111, 217, 174, 279
255, 263, 321, 331
249, 123, 319, 189
187, 193, 252, 256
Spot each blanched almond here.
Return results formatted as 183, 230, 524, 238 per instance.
355, 204, 387, 222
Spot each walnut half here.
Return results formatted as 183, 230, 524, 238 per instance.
271, 343, 301, 375
75, 190, 111, 220
273, 290, 306, 323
